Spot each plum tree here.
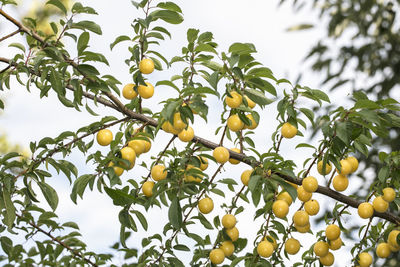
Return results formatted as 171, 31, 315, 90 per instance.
0, 0, 400, 266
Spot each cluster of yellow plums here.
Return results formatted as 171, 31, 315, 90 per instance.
122, 58, 156, 100
225, 91, 258, 132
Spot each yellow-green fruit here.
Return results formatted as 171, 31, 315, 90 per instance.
329, 237, 342, 250
122, 83, 138, 100
332, 174, 349, 191
285, 238, 300, 255
241, 169, 252, 186
151, 164, 167, 181
244, 95, 256, 108
257, 241, 274, 258
184, 166, 202, 182
138, 82, 154, 99
213, 146, 230, 164
222, 214, 236, 229
358, 202, 374, 219
220, 241, 235, 257
317, 160, 332, 175
277, 191, 293, 206
281, 122, 297, 138
225, 91, 242, 108
108, 162, 123, 176
383, 187, 396, 202
143, 138, 151, 153
97, 129, 113, 146
376, 242, 391, 258
265, 235, 278, 249
172, 113, 187, 131
121, 146, 136, 165
227, 114, 244, 132
358, 252, 372, 267
142, 181, 154, 197
139, 58, 155, 74
304, 199, 320, 216
388, 230, 400, 249
198, 197, 214, 214
302, 176, 318, 193
245, 114, 258, 129
297, 186, 312, 202
313, 241, 329, 257
198, 156, 208, 171
293, 210, 309, 227
128, 139, 146, 156
325, 224, 341, 241
228, 148, 241, 164
373, 196, 389, 213
336, 159, 352, 175
226, 227, 239, 242
178, 126, 194, 142
272, 200, 289, 219
346, 156, 359, 173
209, 248, 225, 264
319, 252, 334, 266
295, 223, 310, 233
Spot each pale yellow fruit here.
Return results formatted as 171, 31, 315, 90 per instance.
358, 252, 372, 267
137, 82, 154, 99
272, 200, 289, 218
209, 248, 225, 264
244, 95, 256, 108
198, 197, 214, 214
336, 159, 352, 175
317, 160, 332, 175
97, 129, 113, 146
241, 169, 252, 186
151, 165, 167, 181
346, 156, 359, 173
142, 181, 154, 197
225, 91, 242, 108
281, 122, 297, 138
319, 251, 334, 266
227, 114, 244, 132
178, 126, 194, 142
376, 242, 391, 258
302, 176, 318, 193
304, 199, 320, 216
332, 174, 349, 191
297, 186, 312, 202
277, 191, 293, 206
139, 58, 155, 74
222, 214, 236, 229
329, 237, 342, 250
228, 148, 241, 164
285, 238, 300, 255
226, 227, 239, 242
122, 83, 138, 100
245, 114, 258, 130
325, 224, 341, 241
257, 241, 274, 258
295, 223, 310, 233
383, 187, 396, 202
220, 241, 235, 257
293, 210, 309, 227
128, 139, 146, 156
358, 202, 374, 219
313, 241, 329, 257
213, 146, 230, 164
373, 196, 389, 213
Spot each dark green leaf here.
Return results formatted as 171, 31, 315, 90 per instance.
168, 197, 182, 229
38, 182, 59, 211
71, 21, 102, 35
104, 187, 135, 206
150, 10, 184, 24
46, 0, 67, 14
110, 35, 130, 50
244, 88, 274, 106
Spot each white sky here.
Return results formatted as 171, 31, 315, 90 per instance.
0, 1, 375, 266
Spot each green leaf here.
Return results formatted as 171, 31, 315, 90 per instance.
311, 89, 330, 103
110, 35, 130, 50
229, 42, 257, 55
71, 21, 102, 35
104, 187, 135, 206
49, 67, 62, 94
187, 28, 199, 43
77, 32, 90, 55
70, 174, 95, 203
244, 88, 274, 106
72, 2, 97, 14
0, 99, 4, 110
354, 99, 380, 110
173, 244, 190, 251
0, 236, 12, 256
161, 99, 181, 121
46, 0, 67, 14
286, 23, 314, 31
378, 166, 389, 183
248, 175, 261, 192
157, 2, 182, 13
131, 210, 148, 231
8, 42, 25, 52
336, 122, 350, 145
150, 10, 184, 24
168, 197, 182, 229
38, 182, 59, 211
2, 188, 15, 228
77, 64, 100, 76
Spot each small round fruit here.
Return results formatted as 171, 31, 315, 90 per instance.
285, 238, 300, 255
139, 58, 154, 74
142, 181, 154, 197
227, 114, 244, 132
272, 200, 289, 219
277, 191, 293, 206
358, 252, 372, 267
332, 174, 349, 191
173, 113, 187, 131
143, 138, 151, 153
336, 159, 352, 175
265, 235, 278, 249
128, 139, 146, 156
295, 223, 310, 233
373, 196, 389, 213
346, 156, 359, 173
222, 214, 236, 229
304, 199, 320, 216
245, 114, 258, 130
319, 251, 334, 266
257, 241, 274, 258
358, 202, 374, 219
108, 162, 124, 176
198, 156, 208, 171
376, 242, 391, 258
226, 227, 239, 242
244, 95, 256, 108
241, 169, 252, 186
97, 129, 113, 146
281, 122, 297, 138
317, 160, 332, 175
184, 166, 203, 182
121, 146, 136, 164
297, 186, 312, 202
151, 165, 167, 181
209, 248, 225, 264
220, 241, 235, 257
228, 148, 241, 164
325, 224, 341, 241
313, 241, 329, 257
225, 91, 242, 108
122, 83, 138, 100
213, 146, 230, 164
383, 187, 396, 202
329, 237, 342, 250
293, 210, 309, 227
388, 230, 400, 248
302, 176, 318, 193
137, 82, 154, 99
198, 197, 214, 214
178, 126, 194, 142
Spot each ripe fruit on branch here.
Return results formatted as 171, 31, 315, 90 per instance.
97, 129, 113, 146
122, 83, 138, 100
178, 126, 194, 142
302, 176, 318, 193
358, 252, 373, 267
388, 230, 400, 249
198, 156, 208, 171
328, 237, 342, 250
225, 226, 239, 241
241, 169, 252, 186
358, 202, 374, 219
220, 241, 235, 257
293, 210, 309, 227
184, 166, 203, 182
325, 224, 341, 241
120, 146, 136, 166
277, 191, 293, 206
336, 159, 352, 175
198, 197, 214, 214
225, 91, 242, 108
304, 199, 320, 216
228, 148, 241, 164
257, 240, 274, 258
376, 242, 391, 258
383, 187, 396, 202
213, 146, 230, 164
245, 114, 258, 129
222, 214, 236, 229
142, 181, 154, 197
285, 238, 300, 255
272, 200, 289, 218
319, 251, 334, 266
209, 248, 225, 264
297, 186, 312, 202
346, 156, 359, 173
173, 113, 187, 131
317, 160, 332, 175
265, 235, 278, 249
295, 223, 310, 233
161, 121, 181, 135
244, 95, 256, 109
373, 196, 389, 213
332, 174, 349, 191
281, 122, 297, 138
138, 82, 154, 99
227, 114, 244, 132
139, 58, 155, 74
151, 164, 167, 181
108, 162, 123, 176
128, 139, 146, 156
313, 241, 329, 257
